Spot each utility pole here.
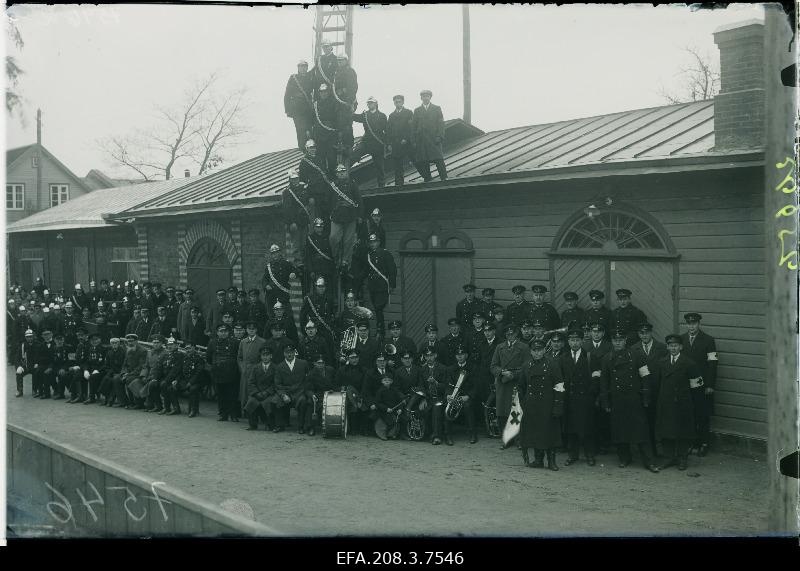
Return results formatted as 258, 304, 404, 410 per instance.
462, 4, 472, 124
36, 108, 43, 211
763, 5, 799, 533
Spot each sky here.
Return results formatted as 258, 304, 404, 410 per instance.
4, 2, 766, 180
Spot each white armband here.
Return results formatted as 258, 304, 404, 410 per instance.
554, 382, 565, 393
707, 352, 718, 361
591, 371, 601, 378
638, 365, 650, 377
16, 366, 24, 375
689, 377, 704, 389
92, 370, 99, 376
83, 370, 91, 380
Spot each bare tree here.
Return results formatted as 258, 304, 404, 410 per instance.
99, 73, 249, 180
658, 46, 720, 104
6, 17, 25, 120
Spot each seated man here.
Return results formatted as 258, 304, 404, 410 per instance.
143, 334, 168, 413
100, 337, 126, 406
334, 347, 368, 431
116, 333, 148, 409
374, 374, 407, 440
270, 344, 309, 432
51, 333, 77, 400
300, 353, 336, 436
244, 346, 276, 431
157, 336, 185, 415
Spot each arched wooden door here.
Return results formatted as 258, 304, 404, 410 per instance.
187, 238, 232, 312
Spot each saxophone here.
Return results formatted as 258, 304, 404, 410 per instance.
445, 368, 467, 421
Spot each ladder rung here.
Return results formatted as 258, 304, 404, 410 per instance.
322, 9, 347, 16
320, 26, 347, 33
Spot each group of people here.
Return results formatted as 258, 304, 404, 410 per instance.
10, 273, 718, 474
284, 39, 448, 188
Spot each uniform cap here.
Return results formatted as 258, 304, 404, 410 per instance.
356, 319, 370, 329
563, 291, 579, 301
24, 329, 34, 336
567, 328, 583, 339
638, 322, 654, 332
371, 207, 381, 216
366, 96, 377, 103
315, 277, 326, 286
530, 339, 547, 350
610, 328, 627, 339
305, 321, 316, 329
273, 301, 284, 309
423, 347, 437, 356
347, 348, 359, 357
683, 312, 702, 323
74, 283, 82, 290
512, 285, 526, 294
531, 285, 548, 294
185, 288, 195, 294
484, 322, 497, 331
455, 345, 468, 355
288, 169, 299, 179
368, 233, 379, 242
305, 139, 317, 148
222, 310, 233, 318
462, 283, 476, 292
425, 323, 438, 332
665, 334, 682, 344
318, 83, 329, 92
589, 290, 605, 300
151, 334, 165, 343
388, 320, 402, 329
400, 350, 413, 358
53, 304, 60, 310
345, 290, 356, 300
125, 333, 139, 341
269, 244, 281, 253
166, 337, 177, 345
313, 217, 324, 227
447, 317, 459, 326
64, 301, 73, 308
248, 288, 260, 296
284, 344, 297, 352
589, 322, 605, 331
336, 164, 347, 172
227, 287, 238, 294
531, 319, 544, 328
109, 337, 120, 343
43, 307, 50, 313
482, 287, 495, 296
216, 324, 229, 331
166, 286, 175, 292
297, 59, 308, 66
43, 289, 49, 295
420, 89, 432, 96
549, 331, 566, 342
88, 332, 101, 340
244, 320, 258, 328
616, 288, 632, 298
89, 280, 96, 287
472, 311, 486, 320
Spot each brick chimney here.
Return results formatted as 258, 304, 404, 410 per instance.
184, 169, 190, 178
713, 20, 765, 150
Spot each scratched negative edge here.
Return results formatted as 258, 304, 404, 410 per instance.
7, 422, 283, 536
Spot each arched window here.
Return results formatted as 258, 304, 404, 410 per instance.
399, 224, 474, 255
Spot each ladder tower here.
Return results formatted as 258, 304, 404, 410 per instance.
313, 5, 354, 65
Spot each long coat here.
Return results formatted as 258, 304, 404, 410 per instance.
412, 103, 445, 162
630, 340, 668, 404
654, 353, 700, 440
599, 349, 651, 444
519, 356, 564, 449
680, 330, 718, 389
386, 107, 413, 148
560, 348, 597, 437
237, 335, 267, 408
490, 340, 529, 423
244, 361, 275, 417
272, 358, 310, 404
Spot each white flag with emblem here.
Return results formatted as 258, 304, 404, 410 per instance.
502, 386, 523, 445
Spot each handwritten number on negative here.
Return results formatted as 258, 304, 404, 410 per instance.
777, 229, 798, 270
75, 482, 105, 523
107, 486, 147, 522
144, 481, 172, 522
45, 482, 76, 527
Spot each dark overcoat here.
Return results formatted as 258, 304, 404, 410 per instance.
412, 103, 445, 162
560, 348, 597, 437
519, 356, 564, 449
600, 349, 651, 444
654, 353, 700, 440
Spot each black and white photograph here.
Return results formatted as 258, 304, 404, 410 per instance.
2, 2, 798, 543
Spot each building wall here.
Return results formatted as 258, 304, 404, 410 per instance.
366, 167, 766, 439
5, 147, 90, 225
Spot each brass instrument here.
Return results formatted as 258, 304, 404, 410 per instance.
338, 325, 357, 362
383, 343, 397, 355
445, 369, 467, 421
483, 383, 500, 438
352, 305, 374, 320
405, 389, 427, 441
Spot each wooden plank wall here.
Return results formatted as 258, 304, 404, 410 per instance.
367, 167, 766, 439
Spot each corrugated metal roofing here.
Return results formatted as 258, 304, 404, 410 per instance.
117, 100, 726, 217
6, 175, 204, 233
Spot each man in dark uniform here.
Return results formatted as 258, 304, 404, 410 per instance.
14, 329, 38, 397
336, 289, 364, 335
656, 334, 701, 471
100, 337, 126, 406
479, 288, 503, 324
81, 332, 107, 404
246, 289, 269, 336
439, 318, 464, 368
311, 84, 340, 176
164, 287, 180, 329
244, 346, 276, 431
335, 348, 368, 427
630, 322, 668, 458
332, 54, 357, 169
561, 291, 587, 331
585, 290, 612, 339
264, 322, 293, 366
529, 284, 560, 331
51, 333, 76, 400
599, 328, 660, 473
395, 349, 421, 395
142, 334, 168, 413
234, 290, 250, 325
303, 218, 335, 295
352, 207, 386, 299
386, 94, 414, 187
418, 323, 446, 366
207, 323, 240, 422
506, 285, 531, 327
462, 311, 487, 371
366, 233, 396, 337
680, 312, 718, 457
158, 336, 185, 415
360, 352, 393, 433
562, 326, 598, 466
384, 320, 416, 369
61, 301, 82, 347
262, 244, 298, 315
268, 301, 299, 344
149, 306, 172, 339
352, 96, 387, 187
455, 283, 481, 330
180, 340, 209, 418
421, 347, 449, 445
584, 322, 613, 452
353, 319, 380, 369
206, 289, 229, 337
611, 288, 647, 346
299, 140, 331, 219
32, 276, 47, 299
329, 165, 364, 277
444, 345, 480, 444
412, 89, 447, 181
70, 283, 88, 313
519, 338, 565, 470
283, 170, 313, 266
299, 320, 334, 366
284, 59, 315, 151
311, 39, 337, 98
300, 277, 337, 343
478, 322, 501, 419
271, 344, 309, 433
87, 280, 102, 312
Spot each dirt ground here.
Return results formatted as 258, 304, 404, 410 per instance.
5, 368, 769, 536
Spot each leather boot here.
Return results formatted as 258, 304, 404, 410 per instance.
16, 378, 23, 398
529, 450, 545, 469
547, 450, 559, 471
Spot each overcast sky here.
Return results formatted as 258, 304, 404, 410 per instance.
5, 3, 765, 179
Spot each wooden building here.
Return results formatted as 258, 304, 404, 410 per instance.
8, 21, 769, 443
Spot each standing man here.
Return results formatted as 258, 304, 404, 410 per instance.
206, 289, 229, 337
585, 322, 613, 453
585, 290, 612, 338
332, 54, 358, 169
506, 285, 531, 327
207, 323, 240, 422
262, 244, 298, 315
412, 89, 447, 182
480, 288, 503, 325
352, 97, 387, 187
312, 84, 340, 174
455, 284, 481, 330
384, 320, 417, 370
599, 328, 660, 473
268, 301, 299, 344
680, 312, 718, 457
352, 207, 386, 299
529, 285, 560, 331
655, 334, 701, 471
283, 170, 313, 266
445, 345, 480, 444
561, 326, 598, 466
284, 60, 315, 151
246, 289, 269, 336
237, 320, 267, 416
328, 165, 363, 276
612, 288, 648, 346
561, 291, 587, 331
630, 322, 668, 459
311, 39, 337, 99
300, 277, 337, 346
386, 94, 414, 187
365, 233, 397, 338
303, 218, 335, 295
490, 324, 529, 446
299, 139, 331, 219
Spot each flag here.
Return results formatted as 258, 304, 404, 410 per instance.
502, 386, 523, 445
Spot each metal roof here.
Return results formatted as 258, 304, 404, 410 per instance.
6, 175, 204, 233
6, 144, 34, 167
118, 100, 734, 218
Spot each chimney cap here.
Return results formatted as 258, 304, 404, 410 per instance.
713, 19, 764, 38
184, 169, 190, 177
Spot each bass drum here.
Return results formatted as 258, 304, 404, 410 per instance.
322, 390, 348, 439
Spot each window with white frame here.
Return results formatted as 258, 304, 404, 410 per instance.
50, 184, 69, 207
6, 184, 24, 210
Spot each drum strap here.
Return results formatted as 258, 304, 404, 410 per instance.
267, 263, 291, 295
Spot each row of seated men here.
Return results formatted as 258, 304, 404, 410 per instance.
13, 309, 717, 470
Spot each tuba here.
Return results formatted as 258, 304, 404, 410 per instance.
444, 369, 467, 421
405, 389, 427, 441
338, 326, 357, 362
